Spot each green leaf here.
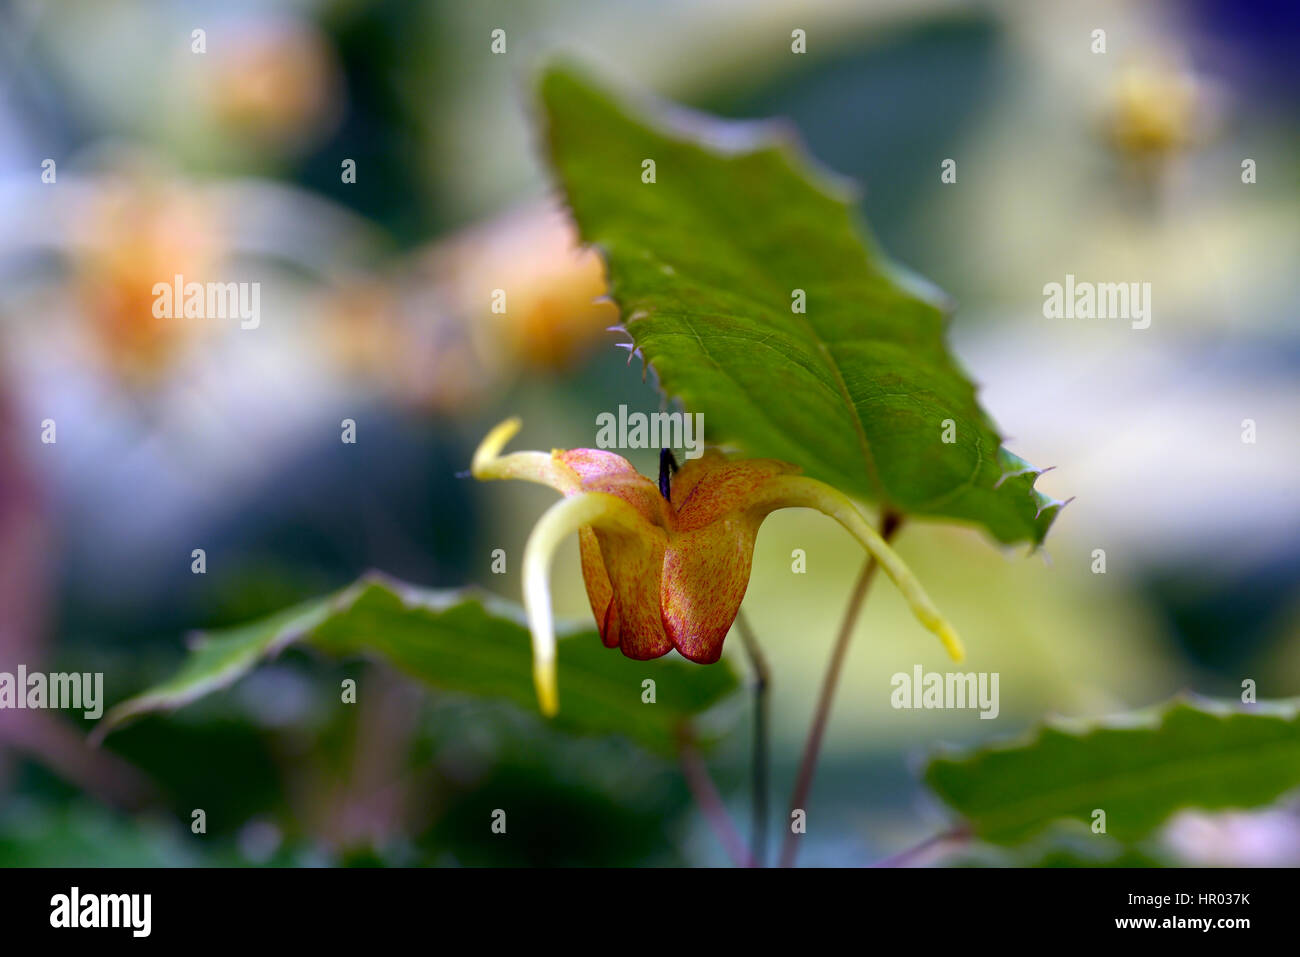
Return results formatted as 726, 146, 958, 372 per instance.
924, 697, 1300, 844
0, 802, 214, 867
94, 574, 740, 756
539, 65, 1063, 546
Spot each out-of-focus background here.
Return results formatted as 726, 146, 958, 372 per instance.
0, 0, 1297, 867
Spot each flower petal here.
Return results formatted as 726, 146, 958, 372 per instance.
746, 475, 965, 660
576, 526, 616, 647
672, 454, 799, 531
471, 417, 580, 493
661, 523, 758, 662
517, 488, 665, 712
588, 524, 673, 659
557, 448, 670, 527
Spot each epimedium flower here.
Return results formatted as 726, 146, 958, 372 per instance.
472, 418, 963, 716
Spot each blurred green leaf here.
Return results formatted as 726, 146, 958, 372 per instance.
0, 801, 206, 867
411, 697, 700, 866
539, 64, 1061, 546
925, 697, 1300, 844
96, 575, 740, 756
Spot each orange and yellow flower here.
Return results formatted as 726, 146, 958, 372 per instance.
472, 418, 963, 715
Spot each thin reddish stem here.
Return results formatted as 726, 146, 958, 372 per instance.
735, 610, 770, 866
678, 729, 754, 868
779, 511, 902, 868
874, 826, 971, 868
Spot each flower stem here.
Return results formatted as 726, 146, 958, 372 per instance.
677, 728, 753, 867
779, 510, 903, 868
873, 825, 971, 868
735, 610, 769, 867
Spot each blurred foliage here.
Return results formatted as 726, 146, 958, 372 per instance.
925, 697, 1300, 845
